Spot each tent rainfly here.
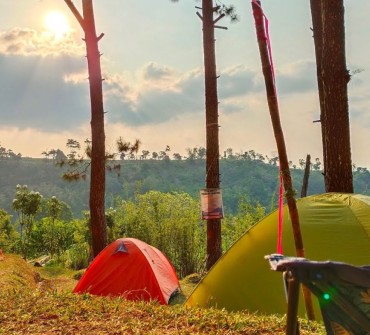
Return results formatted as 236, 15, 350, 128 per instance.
74, 238, 180, 305
185, 193, 370, 317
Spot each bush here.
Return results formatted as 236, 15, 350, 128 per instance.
64, 243, 90, 270
112, 191, 205, 278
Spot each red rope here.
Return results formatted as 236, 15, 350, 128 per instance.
252, 0, 276, 93
252, 0, 283, 253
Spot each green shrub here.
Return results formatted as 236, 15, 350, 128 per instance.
112, 191, 205, 278
64, 243, 90, 270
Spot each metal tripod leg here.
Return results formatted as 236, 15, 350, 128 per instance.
284, 270, 300, 335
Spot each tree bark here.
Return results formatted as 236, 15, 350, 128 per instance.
65, 0, 107, 257
202, 0, 222, 270
252, 0, 315, 320
309, 0, 326, 178
301, 154, 311, 198
320, 0, 353, 193
83, 0, 107, 257
252, 0, 304, 259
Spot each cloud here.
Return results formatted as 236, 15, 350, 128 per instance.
0, 27, 84, 56
141, 62, 174, 81
0, 28, 324, 133
218, 65, 256, 99
276, 60, 317, 94
104, 64, 259, 126
0, 54, 89, 131
104, 64, 205, 126
0, 27, 92, 131
1, 31, 368, 151
348, 88, 370, 127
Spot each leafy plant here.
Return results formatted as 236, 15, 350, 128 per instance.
112, 191, 205, 278
64, 242, 90, 270
0, 209, 19, 253
12, 185, 43, 259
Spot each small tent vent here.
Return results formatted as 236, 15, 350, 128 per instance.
113, 241, 128, 254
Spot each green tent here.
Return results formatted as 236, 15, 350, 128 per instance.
185, 193, 370, 317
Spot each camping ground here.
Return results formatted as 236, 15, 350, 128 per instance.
0, 254, 325, 334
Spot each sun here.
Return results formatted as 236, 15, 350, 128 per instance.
44, 11, 70, 39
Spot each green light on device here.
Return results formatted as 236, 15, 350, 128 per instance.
323, 293, 330, 300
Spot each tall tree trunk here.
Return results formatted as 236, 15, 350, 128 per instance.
320, 0, 353, 193
83, 0, 107, 257
311, 0, 353, 193
65, 0, 107, 257
202, 0, 222, 270
309, 0, 326, 179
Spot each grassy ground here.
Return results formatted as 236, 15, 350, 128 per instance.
0, 254, 325, 335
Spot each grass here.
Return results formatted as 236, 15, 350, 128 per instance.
0, 254, 326, 335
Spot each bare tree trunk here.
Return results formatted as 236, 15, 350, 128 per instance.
311, 0, 353, 193
320, 0, 353, 193
309, 0, 326, 178
252, 0, 315, 320
201, 0, 222, 270
301, 154, 311, 198
65, 0, 106, 257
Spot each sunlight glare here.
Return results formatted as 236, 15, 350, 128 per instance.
44, 11, 70, 39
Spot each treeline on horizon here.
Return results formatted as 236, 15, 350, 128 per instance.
0, 141, 329, 170
2, 141, 370, 172
1, 143, 370, 220
2, 142, 323, 169
42, 145, 323, 171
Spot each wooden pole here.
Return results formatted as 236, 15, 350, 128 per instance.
301, 154, 311, 198
251, 0, 315, 320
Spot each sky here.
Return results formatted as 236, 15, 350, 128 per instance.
1, 0, 370, 168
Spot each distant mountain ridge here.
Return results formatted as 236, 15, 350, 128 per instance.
1, 157, 369, 218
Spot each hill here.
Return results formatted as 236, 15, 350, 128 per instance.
0, 253, 325, 334
1, 157, 369, 218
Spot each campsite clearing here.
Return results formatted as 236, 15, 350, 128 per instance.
0, 254, 325, 334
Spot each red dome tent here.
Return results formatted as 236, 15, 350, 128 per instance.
73, 238, 180, 305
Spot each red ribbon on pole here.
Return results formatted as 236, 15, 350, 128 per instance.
252, 0, 276, 93
252, 0, 283, 253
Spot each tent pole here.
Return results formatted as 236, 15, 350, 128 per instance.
251, 0, 315, 320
